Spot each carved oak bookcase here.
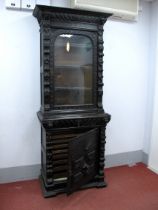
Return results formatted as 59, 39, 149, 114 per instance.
33, 5, 111, 197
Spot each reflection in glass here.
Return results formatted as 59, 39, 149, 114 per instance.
54, 34, 93, 106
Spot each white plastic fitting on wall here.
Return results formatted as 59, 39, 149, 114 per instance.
5, 0, 21, 9
5, 0, 52, 10
36, 0, 51, 6
21, 0, 35, 10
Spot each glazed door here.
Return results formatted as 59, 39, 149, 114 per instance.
51, 30, 97, 110
54, 34, 93, 106
67, 128, 98, 194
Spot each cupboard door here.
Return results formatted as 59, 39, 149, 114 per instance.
67, 129, 98, 194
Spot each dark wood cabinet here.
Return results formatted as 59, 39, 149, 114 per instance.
33, 5, 111, 197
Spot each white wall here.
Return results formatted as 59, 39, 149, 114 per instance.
0, 0, 151, 169
0, 1, 40, 168
148, 0, 158, 173
103, 1, 150, 155
143, 1, 156, 155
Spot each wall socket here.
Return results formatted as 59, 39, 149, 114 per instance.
5, 0, 52, 10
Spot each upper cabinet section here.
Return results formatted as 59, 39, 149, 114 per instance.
33, 5, 111, 112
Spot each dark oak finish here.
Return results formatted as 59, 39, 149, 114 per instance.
33, 5, 111, 197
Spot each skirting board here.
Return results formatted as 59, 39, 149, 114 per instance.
105, 150, 148, 168
0, 150, 148, 184
0, 164, 41, 184
148, 166, 158, 174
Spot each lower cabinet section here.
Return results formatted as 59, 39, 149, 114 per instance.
40, 116, 110, 197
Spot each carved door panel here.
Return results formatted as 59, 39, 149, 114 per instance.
67, 128, 98, 194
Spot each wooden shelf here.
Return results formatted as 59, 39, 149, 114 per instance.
55, 87, 91, 90
55, 64, 92, 69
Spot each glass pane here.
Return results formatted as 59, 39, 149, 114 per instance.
54, 34, 93, 106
